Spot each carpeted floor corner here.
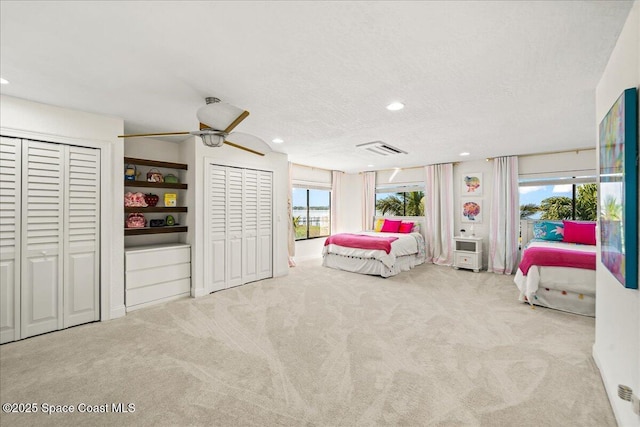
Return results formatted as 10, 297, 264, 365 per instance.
0, 261, 615, 426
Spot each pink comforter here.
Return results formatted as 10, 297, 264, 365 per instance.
518, 246, 596, 275
324, 233, 399, 254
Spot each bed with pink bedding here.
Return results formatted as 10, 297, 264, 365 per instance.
514, 238, 597, 317
322, 231, 426, 278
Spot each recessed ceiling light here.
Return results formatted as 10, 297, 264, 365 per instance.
0, 78, 9, 85
272, 138, 284, 144
460, 152, 470, 156
367, 164, 374, 167
386, 102, 404, 111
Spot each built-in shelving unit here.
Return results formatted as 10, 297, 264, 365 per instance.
124, 157, 188, 236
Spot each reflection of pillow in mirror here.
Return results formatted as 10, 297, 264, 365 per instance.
533, 221, 564, 241
374, 218, 385, 232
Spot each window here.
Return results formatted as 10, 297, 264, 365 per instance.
519, 176, 597, 221
375, 184, 425, 217
292, 187, 331, 240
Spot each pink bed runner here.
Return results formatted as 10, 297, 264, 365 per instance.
324, 233, 399, 254
518, 247, 596, 275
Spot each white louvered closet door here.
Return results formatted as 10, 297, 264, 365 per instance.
257, 171, 273, 280
0, 137, 21, 344
21, 140, 65, 338
242, 169, 258, 284
64, 146, 100, 328
208, 165, 227, 292
227, 167, 243, 287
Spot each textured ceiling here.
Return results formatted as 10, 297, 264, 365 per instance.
0, 1, 633, 173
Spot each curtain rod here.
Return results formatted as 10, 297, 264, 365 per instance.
486, 147, 595, 161
291, 162, 344, 173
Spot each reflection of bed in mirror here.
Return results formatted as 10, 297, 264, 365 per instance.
515, 220, 596, 316
322, 218, 426, 278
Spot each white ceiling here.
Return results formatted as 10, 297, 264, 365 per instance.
0, 1, 633, 173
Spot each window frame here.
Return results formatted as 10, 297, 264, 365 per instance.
292, 186, 331, 241
375, 183, 425, 217
518, 176, 597, 221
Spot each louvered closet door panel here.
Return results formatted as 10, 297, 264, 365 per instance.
21, 140, 64, 338
227, 167, 243, 287
0, 137, 21, 344
64, 146, 100, 328
242, 169, 258, 284
208, 165, 227, 292
257, 171, 273, 280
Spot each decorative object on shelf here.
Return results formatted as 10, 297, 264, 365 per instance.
144, 193, 159, 207
150, 219, 165, 227
460, 228, 466, 237
164, 174, 179, 184
462, 172, 483, 196
146, 168, 164, 183
469, 225, 475, 236
164, 193, 177, 207
124, 192, 148, 207
125, 164, 138, 181
165, 215, 175, 226
126, 213, 146, 228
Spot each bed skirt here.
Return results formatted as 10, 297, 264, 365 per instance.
322, 253, 423, 278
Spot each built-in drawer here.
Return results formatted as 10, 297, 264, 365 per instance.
126, 278, 191, 307
125, 245, 190, 271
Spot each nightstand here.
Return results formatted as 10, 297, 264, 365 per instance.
453, 236, 483, 272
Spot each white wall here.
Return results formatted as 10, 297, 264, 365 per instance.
0, 95, 125, 320
453, 160, 494, 268
593, 2, 640, 426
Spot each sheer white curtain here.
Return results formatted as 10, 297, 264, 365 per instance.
331, 170, 343, 234
424, 163, 454, 265
489, 156, 519, 274
362, 171, 376, 231
287, 162, 296, 267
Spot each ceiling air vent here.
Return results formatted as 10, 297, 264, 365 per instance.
356, 141, 408, 156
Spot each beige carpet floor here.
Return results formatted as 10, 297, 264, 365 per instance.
0, 261, 614, 426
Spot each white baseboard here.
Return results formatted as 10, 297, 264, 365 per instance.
193, 287, 208, 298
108, 304, 126, 320
592, 344, 639, 426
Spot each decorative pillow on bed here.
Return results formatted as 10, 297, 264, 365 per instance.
411, 223, 420, 233
562, 220, 596, 245
374, 218, 385, 232
533, 221, 564, 241
380, 219, 402, 233
398, 221, 413, 233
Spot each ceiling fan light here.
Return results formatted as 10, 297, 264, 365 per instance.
201, 133, 225, 147
197, 99, 246, 131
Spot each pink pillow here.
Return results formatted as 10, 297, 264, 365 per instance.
380, 219, 402, 233
562, 220, 596, 245
398, 222, 413, 233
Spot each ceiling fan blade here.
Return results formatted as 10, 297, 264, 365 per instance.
223, 140, 265, 156
224, 110, 250, 133
118, 131, 190, 138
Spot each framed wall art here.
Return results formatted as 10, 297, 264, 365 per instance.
598, 87, 638, 289
461, 172, 482, 196
461, 199, 482, 223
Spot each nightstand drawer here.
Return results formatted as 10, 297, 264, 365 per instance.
455, 252, 477, 268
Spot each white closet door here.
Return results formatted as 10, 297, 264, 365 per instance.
227, 167, 243, 287
0, 137, 21, 344
207, 165, 227, 293
257, 171, 273, 280
63, 146, 100, 327
242, 169, 258, 284
21, 140, 64, 338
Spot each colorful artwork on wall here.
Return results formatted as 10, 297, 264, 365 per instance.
461, 200, 482, 223
598, 87, 638, 289
462, 172, 482, 196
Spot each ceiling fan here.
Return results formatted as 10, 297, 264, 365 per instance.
118, 97, 270, 156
